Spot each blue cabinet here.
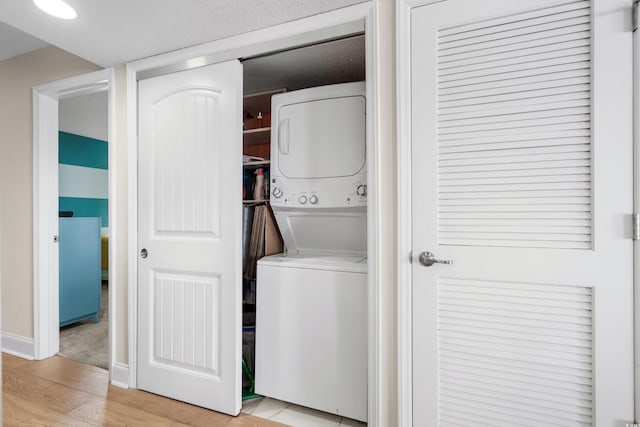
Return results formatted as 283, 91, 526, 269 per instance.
59, 217, 101, 326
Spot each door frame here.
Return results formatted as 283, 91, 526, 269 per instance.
32, 68, 116, 366
397, 1, 639, 425
396, 1, 443, 425
634, 8, 640, 422
126, 2, 383, 424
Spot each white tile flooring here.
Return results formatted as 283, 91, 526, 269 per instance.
242, 397, 367, 427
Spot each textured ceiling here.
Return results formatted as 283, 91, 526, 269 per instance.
0, 21, 48, 61
0, 0, 367, 67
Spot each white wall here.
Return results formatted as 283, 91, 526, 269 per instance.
59, 165, 108, 199
112, 64, 129, 364
376, 1, 397, 424
59, 91, 108, 141
0, 181, 3, 419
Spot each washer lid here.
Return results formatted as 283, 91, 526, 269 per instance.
273, 207, 366, 256
258, 253, 368, 273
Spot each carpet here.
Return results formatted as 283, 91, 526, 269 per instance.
58, 282, 108, 370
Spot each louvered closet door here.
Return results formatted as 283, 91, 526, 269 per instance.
410, 1, 633, 425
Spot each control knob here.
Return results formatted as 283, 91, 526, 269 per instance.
356, 184, 367, 197
272, 187, 283, 198
298, 195, 308, 204
309, 195, 318, 205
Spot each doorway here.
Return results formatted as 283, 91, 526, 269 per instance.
127, 4, 381, 424
239, 35, 367, 426
33, 69, 115, 373
57, 90, 109, 369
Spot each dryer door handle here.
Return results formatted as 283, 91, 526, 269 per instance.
278, 118, 290, 155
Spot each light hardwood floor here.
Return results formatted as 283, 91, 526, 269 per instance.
3, 353, 289, 426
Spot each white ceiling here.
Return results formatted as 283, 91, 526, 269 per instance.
0, 21, 48, 61
0, 0, 366, 67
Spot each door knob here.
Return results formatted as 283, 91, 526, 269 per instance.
140, 248, 148, 259
418, 251, 452, 267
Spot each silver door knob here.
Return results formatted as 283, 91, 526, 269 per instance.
140, 248, 148, 259
418, 251, 452, 267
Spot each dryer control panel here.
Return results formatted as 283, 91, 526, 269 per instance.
270, 175, 367, 208
269, 82, 367, 210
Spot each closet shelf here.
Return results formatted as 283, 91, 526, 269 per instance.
243, 127, 271, 146
243, 127, 271, 134
243, 160, 270, 168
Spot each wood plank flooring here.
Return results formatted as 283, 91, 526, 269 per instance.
3, 354, 290, 426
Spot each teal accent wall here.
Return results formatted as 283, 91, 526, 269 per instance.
59, 131, 108, 170
59, 197, 108, 227
59, 131, 108, 226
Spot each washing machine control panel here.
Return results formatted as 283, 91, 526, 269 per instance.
270, 175, 367, 208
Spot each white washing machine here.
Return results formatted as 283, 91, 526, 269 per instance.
254, 82, 368, 422
255, 253, 367, 421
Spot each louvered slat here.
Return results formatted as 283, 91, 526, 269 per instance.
437, 0, 592, 249
438, 107, 590, 128
440, 169, 590, 180
437, 1, 589, 39
439, 93, 591, 117
439, 55, 590, 85
440, 351, 593, 382
438, 278, 593, 425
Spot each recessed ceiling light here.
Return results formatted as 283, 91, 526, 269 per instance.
33, 0, 77, 20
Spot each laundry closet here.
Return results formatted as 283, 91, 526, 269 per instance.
240, 35, 367, 422
135, 32, 367, 421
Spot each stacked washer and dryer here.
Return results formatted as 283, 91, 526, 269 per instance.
254, 81, 368, 422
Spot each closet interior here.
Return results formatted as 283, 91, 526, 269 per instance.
240, 33, 368, 423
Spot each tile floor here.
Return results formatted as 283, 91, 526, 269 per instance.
242, 397, 366, 427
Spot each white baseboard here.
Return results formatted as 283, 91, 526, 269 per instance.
110, 361, 130, 388
2, 332, 35, 360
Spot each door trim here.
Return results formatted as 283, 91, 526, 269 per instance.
396, 2, 446, 425
126, 2, 382, 424
32, 69, 115, 368
634, 11, 640, 423
396, 1, 413, 426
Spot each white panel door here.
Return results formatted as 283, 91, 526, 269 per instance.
410, 1, 633, 425
138, 60, 242, 415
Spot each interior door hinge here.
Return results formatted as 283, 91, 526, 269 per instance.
633, 213, 640, 240
634, 0, 639, 32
